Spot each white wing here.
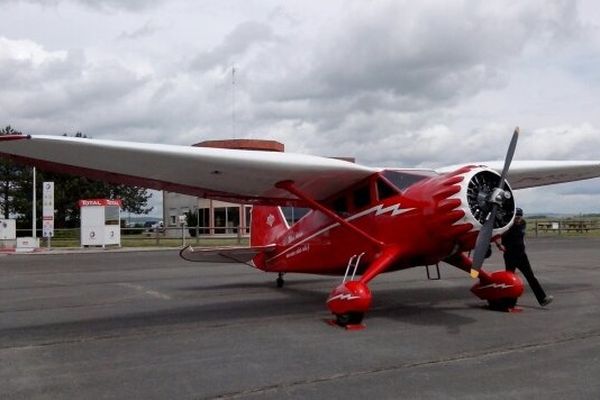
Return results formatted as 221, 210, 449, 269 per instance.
0, 134, 377, 205
3, 135, 598, 201
437, 160, 600, 189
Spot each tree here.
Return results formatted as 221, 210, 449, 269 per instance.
185, 209, 199, 237
0, 126, 30, 220
1, 127, 154, 229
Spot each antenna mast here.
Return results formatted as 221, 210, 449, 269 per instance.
231, 65, 236, 138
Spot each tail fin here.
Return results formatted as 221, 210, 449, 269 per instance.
250, 206, 289, 246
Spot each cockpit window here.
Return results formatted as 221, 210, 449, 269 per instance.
281, 207, 310, 225
332, 197, 348, 214
353, 185, 371, 209
376, 178, 398, 200
382, 170, 432, 191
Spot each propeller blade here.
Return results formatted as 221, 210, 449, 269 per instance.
470, 127, 519, 277
471, 204, 498, 272
498, 127, 519, 190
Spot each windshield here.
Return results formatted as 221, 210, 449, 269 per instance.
381, 170, 435, 191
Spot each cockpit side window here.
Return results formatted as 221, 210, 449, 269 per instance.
332, 196, 348, 214
353, 185, 371, 209
376, 178, 398, 200
281, 207, 310, 225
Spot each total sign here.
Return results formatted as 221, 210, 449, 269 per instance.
43, 181, 54, 238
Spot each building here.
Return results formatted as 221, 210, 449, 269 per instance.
162, 139, 284, 237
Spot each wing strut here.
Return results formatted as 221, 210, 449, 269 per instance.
276, 180, 384, 248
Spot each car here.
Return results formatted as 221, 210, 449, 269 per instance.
144, 221, 165, 233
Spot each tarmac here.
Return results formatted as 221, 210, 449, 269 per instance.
1, 237, 600, 399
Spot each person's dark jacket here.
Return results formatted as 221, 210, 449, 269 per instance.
501, 220, 527, 254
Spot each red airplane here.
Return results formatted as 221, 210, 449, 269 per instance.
1, 129, 600, 326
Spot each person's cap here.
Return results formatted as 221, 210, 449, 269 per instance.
515, 207, 523, 216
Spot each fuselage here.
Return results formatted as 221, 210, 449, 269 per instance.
253, 166, 515, 275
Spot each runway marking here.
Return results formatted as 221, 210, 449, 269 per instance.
117, 283, 172, 300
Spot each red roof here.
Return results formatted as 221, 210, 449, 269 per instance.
193, 139, 284, 152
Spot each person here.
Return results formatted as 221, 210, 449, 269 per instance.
496, 207, 553, 306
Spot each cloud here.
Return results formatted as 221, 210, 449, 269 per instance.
76, 0, 163, 11
256, 2, 578, 104
0, 36, 66, 64
0, 37, 74, 94
190, 21, 278, 72
0, 36, 156, 134
519, 124, 600, 160
117, 21, 161, 41
0, 0, 163, 12
222, 0, 589, 159
0, 1, 599, 213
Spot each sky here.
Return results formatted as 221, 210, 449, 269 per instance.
1, 0, 600, 216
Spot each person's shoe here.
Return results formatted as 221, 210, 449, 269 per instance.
540, 295, 554, 307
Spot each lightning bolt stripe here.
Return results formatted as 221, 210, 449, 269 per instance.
350, 203, 415, 220
327, 293, 362, 302
476, 283, 515, 290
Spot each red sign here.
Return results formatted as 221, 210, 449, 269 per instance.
78, 199, 122, 207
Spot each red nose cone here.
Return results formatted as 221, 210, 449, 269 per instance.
471, 270, 524, 301
327, 281, 372, 315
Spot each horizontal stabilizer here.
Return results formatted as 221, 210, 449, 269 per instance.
179, 244, 276, 264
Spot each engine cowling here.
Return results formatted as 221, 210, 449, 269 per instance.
399, 165, 517, 257
447, 166, 516, 237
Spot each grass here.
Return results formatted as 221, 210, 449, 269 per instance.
43, 234, 249, 248
527, 217, 600, 238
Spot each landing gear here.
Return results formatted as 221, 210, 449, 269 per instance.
276, 273, 285, 288
327, 281, 372, 329
487, 297, 519, 311
471, 270, 524, 312
335, 312, 365, 326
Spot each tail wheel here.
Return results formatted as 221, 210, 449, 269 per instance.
276, 272, 285, 288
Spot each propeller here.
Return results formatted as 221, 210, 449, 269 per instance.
470, 127, 519, 278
